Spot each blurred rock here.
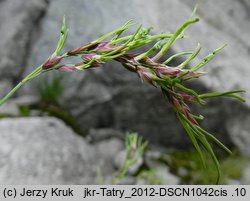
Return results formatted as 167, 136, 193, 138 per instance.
0, 80, 12, 99
137, 166, 179, 185
184, 0, 250, 50
0, 101, 19, 116
12, 95, 39, 106
140, 150, 180, 184
104, 175, 136, 185
87, 128, 123, 143
240, 163, 250, 185
227, 115, 250, 157
94, 138, 124, 177
226, 179, 241, 185
0, 117, 97, 184
0, 95, 39, 116
115, 176, 136, 185
18, 0, 250, 150
155, 166, 180, 185
0, 0, 48, 80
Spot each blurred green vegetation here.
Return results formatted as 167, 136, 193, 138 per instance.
37, 75, 64, 105
167, 149, 248, 184
18, 105, 31, 116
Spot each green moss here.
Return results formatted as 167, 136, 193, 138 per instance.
18, 106, 31, 117
0, 114, 14, 118
221, 151, 248, 181
167, 149, 248, 184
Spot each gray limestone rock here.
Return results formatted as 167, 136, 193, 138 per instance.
240, 163, 250, 185
0, 117, 97, 184
94, 138, 124, 178
0, 0, 48, 80
0, 80, 12, 99
0, 95, 40, 116
226, 115, 250, 157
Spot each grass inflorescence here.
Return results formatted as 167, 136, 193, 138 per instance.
0, 8, 245, 183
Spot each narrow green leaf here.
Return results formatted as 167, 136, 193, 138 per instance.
190, 44, 227, 72
152, 18, 199, 61
94, 19, 136, 43
111, 19, 134, 41
177, 113, 206, 167
195, 126, 232, 155
178, 43, 201, 69
199, 90, 246, 102
164, 51, 193, 65
135, 40, 163, 61
105, 25, 142, 56
195, 133, 221, 184
53, 16, 69, 57
192, 114, 204, 120
190, 4, 198, 20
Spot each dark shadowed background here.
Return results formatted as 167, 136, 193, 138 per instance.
0, 0, 250, 184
